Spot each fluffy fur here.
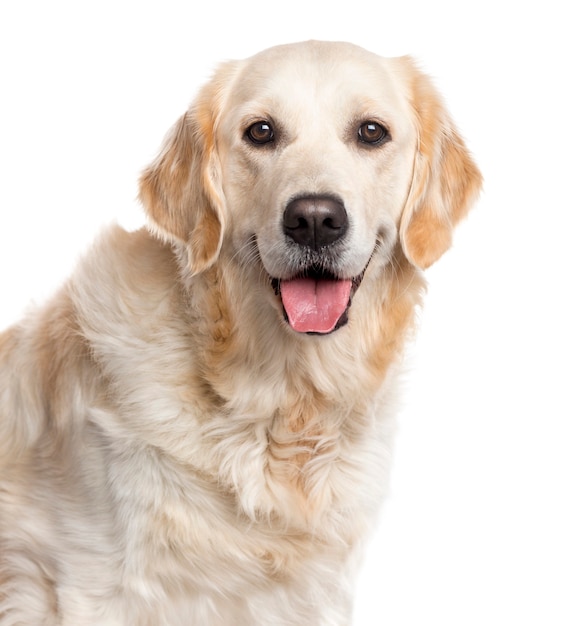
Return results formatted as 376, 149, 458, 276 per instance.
0, 41, 481, 625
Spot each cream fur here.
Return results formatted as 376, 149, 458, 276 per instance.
0, 41, 481, 625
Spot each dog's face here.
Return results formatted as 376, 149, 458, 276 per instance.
217, 44, 417, 333
140, 41, 482, 334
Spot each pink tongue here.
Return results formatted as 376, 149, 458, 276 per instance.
280, 278, 352, 333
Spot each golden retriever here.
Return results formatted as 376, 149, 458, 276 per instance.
0, 41, 481, 625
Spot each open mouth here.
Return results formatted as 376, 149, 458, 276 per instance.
271, 267, 365, 335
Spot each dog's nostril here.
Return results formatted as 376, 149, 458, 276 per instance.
283, 195, 348, 250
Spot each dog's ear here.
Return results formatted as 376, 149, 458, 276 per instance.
139, 63, 237, 275
398, 58, 483, 269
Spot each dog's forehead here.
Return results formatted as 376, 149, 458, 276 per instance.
225, 41, 409, 119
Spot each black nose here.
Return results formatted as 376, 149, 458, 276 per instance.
283, 195, 348, 250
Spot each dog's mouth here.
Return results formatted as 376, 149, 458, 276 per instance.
271, 267, 365, 335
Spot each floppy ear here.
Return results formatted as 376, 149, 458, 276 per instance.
139, 63, 237, 275
398, 58, 483, 269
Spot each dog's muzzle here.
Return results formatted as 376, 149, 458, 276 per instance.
269, 194, 366, 334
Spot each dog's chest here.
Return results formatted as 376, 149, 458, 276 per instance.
114, 400, 383, 598
119, 463, 357, 600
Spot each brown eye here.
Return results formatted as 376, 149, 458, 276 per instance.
246, 121, 275, 145
358, 121, 389, 145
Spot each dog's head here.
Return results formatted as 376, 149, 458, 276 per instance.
140, 41, 482, 335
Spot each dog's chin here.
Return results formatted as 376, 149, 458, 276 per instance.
270, 267, 366, 335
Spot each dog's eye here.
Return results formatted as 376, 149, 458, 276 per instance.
245, 121, 275, 145
358, 121, 390, 146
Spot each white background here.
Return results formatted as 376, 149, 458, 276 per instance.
1, 2, 569, 624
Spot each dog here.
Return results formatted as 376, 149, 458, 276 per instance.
0, 41, 481, 625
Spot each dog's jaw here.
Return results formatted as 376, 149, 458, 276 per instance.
270, 267, 366, 335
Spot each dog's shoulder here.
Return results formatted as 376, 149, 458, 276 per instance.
0, 227, 182, 463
